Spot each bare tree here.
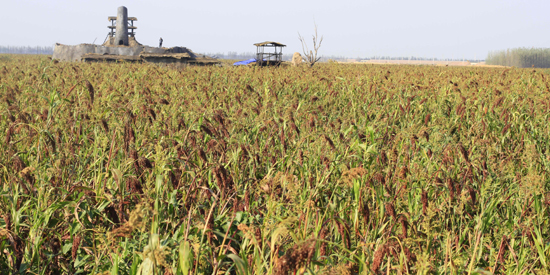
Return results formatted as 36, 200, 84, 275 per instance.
298, 23, 323, 67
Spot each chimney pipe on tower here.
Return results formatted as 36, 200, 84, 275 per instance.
114, 6, 128, 46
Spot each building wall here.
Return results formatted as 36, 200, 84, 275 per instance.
52, 43, 194, 62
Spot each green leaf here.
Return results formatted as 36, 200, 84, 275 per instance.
227, 254, 249, 275
137, 258, 154, 275
353, 179, 360, 202
179, 241, 194, 275
533, 226, 547, 268
111, 253, 119, 275
62, 243, 72, 254
130, 254, 140, 275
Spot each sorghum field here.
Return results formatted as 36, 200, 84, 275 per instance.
1, 55, 550, 274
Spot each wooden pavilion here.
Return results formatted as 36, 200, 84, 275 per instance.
254, 41, 286, 66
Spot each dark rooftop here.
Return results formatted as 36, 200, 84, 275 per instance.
254, 41, 286, 47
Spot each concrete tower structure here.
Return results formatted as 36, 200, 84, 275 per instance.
52, 6, 219, 66
114, 6, 128, 46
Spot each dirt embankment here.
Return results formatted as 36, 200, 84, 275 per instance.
340, 60, 506, 67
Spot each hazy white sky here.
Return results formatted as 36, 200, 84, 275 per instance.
1, 0, 549, 59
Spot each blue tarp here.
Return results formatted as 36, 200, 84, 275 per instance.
233, 59, 257, 66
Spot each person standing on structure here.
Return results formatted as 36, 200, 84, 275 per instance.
159, 37, 163, 48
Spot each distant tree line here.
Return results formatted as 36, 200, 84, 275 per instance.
204, 51, 257, 60
204, 51, 295, 61
364, 56, 483, 62
203, 51, 342, 61
486, 48, 550, 68
203, 51, 484, 63
0, 46, 487, 64
0, 46, 54, 54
